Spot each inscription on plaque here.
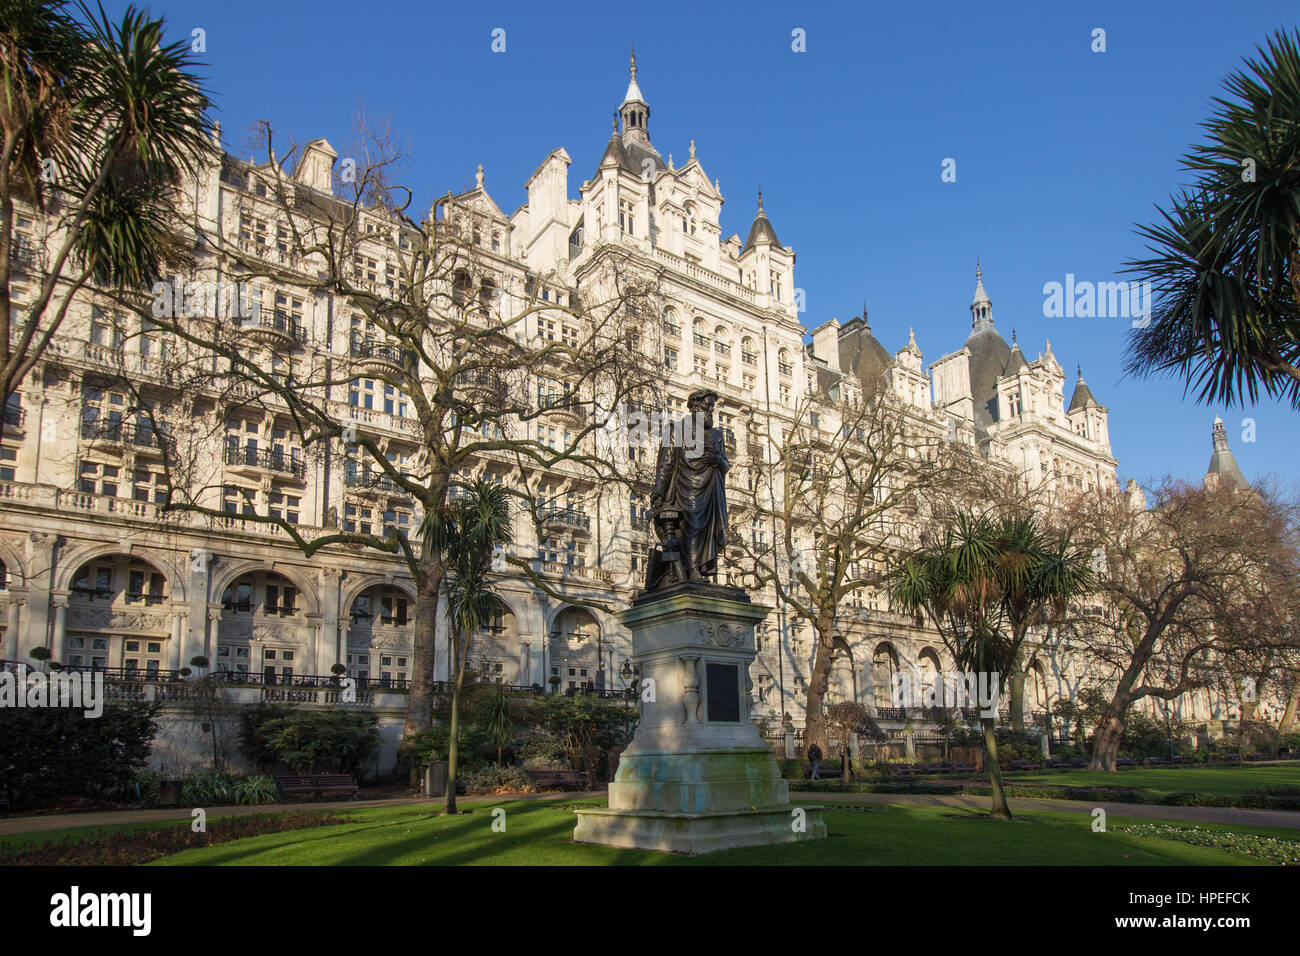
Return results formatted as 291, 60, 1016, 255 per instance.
705, 661, 740, 722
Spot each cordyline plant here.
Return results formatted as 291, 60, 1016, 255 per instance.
0, 0, 215, 410
888, 512, 1092, 818
421, 478, 511, 814
1125, 27, 1300, 409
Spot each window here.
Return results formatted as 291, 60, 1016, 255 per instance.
72, 566, 113, 600
383, 385, 409, 418
223, 484, 257, 516
222, 577, 253, 612
125, 567, 165, 605
82, 386, 126, 441
349, 378, 378, 410
132, 467, 168, 504
0, 446, 16, 482
268, 490, 300, 524
79, 461, 120, 496
265, 583, 297, 616
343, 503, 376, 535
619, 200, 635, 235
380, 593, 408, 626
383, 506, 411, 538
664, 346, 678, 369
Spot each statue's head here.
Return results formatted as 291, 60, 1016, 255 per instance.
687, 389, 718, 428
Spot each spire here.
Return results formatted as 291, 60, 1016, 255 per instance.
741, 189, 782, 255
1068, 366, 1099, 411
1206, 417, 1249, 491
619, 50, 650, 147
970, 260, 994, 333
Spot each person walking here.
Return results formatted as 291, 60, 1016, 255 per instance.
807, 743, 822, 780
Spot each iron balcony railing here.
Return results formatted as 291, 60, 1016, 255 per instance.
224, 444, 306, 479
350, 336, 403, 365
81, 418, 168, 449
244, 309, 307, 344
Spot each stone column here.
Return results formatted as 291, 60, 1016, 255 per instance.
170, 612, 185, 670
49, 591, 69, 657
205, 605, 223, 661
20, 532, 54, 660
519, 640, 531, 686
318, 567, 342, 674
2, 596, 22, 660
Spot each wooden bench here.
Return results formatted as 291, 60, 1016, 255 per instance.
1007, 759, 1036, 772
524, 769, 588, 790
273, 774, 358, 800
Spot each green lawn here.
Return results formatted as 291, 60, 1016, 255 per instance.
1004, 764, 1300, 800
123, 798, 1293, 866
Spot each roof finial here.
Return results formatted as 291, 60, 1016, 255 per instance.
976, 258, 982, 282
689, 139, 696, 160
757, 187, 763, 211
630, 46, 637, 78
612, 111, 619, 133
475, 164, 484, 188
908, 326, 916, 347
1011, 327, 1017, 344
1077, 363, 1083, 378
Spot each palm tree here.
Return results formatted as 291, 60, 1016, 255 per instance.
1, 1, 215, 408
889, 513, 1091, 819
1124, 27, 1300, 409
420, 478, 511, 814
478, 685, 516, 768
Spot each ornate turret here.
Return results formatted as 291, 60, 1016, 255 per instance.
741, 189, 782, 254
1205, 417, 1249, 491
971, 260, 993, 333
620, 50, 651, 148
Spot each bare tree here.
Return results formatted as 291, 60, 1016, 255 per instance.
729, 377, 982, 753
98, 116, 665, 756
1058, 480, 1300, 770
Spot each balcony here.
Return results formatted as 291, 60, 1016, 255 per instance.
538, 394, 586, 425
224, 444, 306, 479
81, 419, 167, 450
350, 336, 405, 371
539, 506, 591, 533
240, 309, 307, 346
344, 469, 412, 499
713, 342, 731, 357
693, 333, 710, 348
663, 323, 681, 338
741, 350, 758, 366
778, 362, 793, 377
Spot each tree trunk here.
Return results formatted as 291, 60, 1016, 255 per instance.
1090, 714, 1124, 771
982, 717, 1011, 819
802, 620, 836, 753
1009, 654, 1026, 733
402, 559, 442, 746
1279, 687, 1299, 733
444, 677, 461, 814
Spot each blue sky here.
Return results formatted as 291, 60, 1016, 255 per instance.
143, 0, 1298, 488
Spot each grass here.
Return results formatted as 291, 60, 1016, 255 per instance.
1004, 764, 1300, 801
108, 798, 1298, 866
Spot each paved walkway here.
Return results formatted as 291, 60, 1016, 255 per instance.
789, 789, 1300, 830
0, 791, 599, 837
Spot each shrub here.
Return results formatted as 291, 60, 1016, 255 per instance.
0, 700, 158, 808
528, 695, 637, 785
777, 758, 804, 780
461, 766, 533, 795
236, 704, 379, 777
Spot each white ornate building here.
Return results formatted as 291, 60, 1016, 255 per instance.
0, 58, 1252, 770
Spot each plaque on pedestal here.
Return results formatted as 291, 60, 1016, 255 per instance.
572, 583, 826, 854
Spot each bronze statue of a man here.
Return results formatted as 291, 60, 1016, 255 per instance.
644, 389, 729, 590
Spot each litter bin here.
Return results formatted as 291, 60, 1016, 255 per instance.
160, 779, 183, 808
423, 761, 448, 798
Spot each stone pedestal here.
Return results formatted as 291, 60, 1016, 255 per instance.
573, 584, 826, 854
